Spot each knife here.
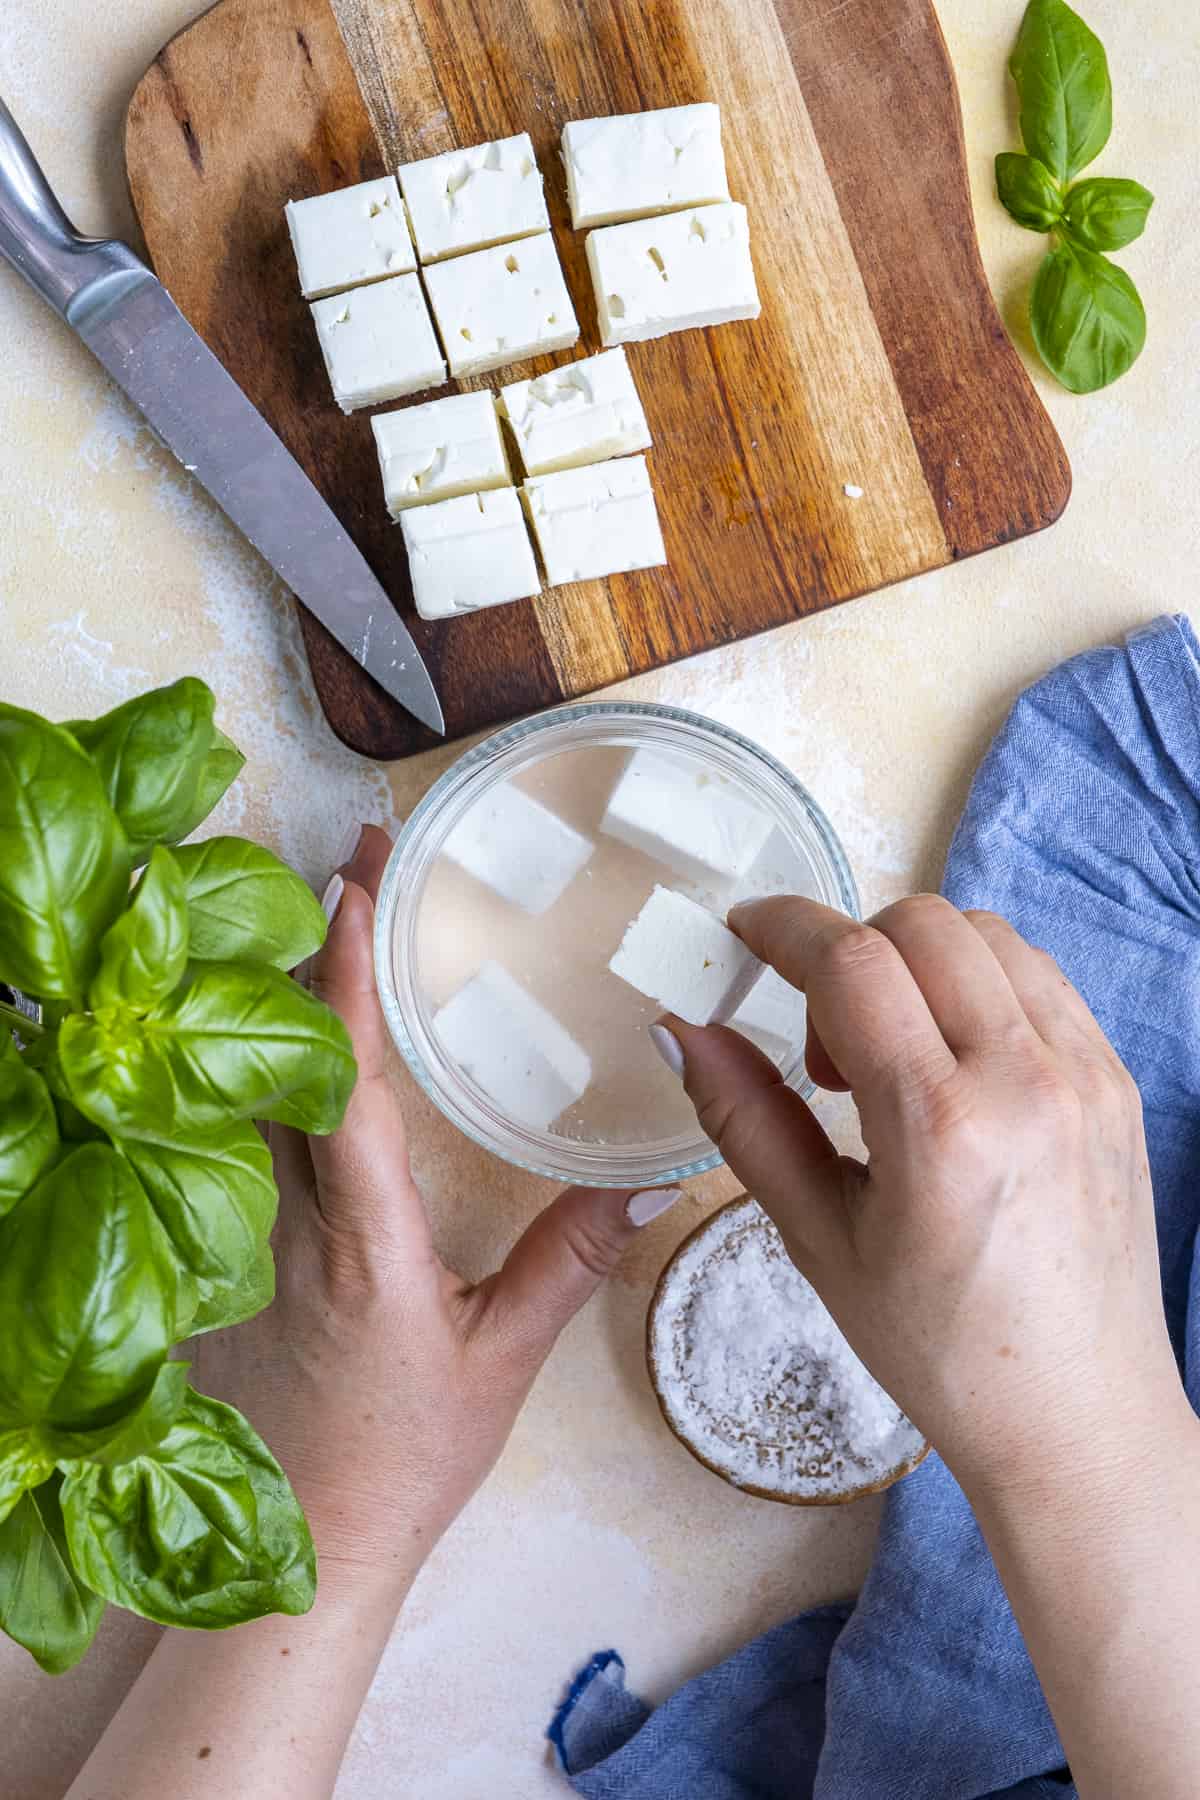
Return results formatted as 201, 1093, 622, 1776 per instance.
0, 94, 444, 738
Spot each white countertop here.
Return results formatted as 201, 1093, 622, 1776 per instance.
0, 1, 1196, 1793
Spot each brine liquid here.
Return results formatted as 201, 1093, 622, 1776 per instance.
408, 743, 819, 1147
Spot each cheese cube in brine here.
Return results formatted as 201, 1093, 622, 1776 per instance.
399, 133, 550, 264
400, 489, 540, 621
424, 233, 579, 379
310, 274, 445, 412
285, 177, 416, 299
522, 456, 665, 587
499, 348, 652, 477
373, 390, 510, 515
434, 962, 591, 1130
729, 966, 807, 1067
600, 750, 775, 888
586, 203, 760, 348
608, 886, 764, 1027
443, 783, 594, 916
562, 104, 729, 230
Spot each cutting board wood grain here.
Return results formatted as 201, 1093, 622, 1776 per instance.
126, 0, 1070, 761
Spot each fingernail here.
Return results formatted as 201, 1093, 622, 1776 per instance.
321, 872, 344, 925
649, 1023, 685, 1079
627, 1187, 682, 1228
334, 821, 364, 870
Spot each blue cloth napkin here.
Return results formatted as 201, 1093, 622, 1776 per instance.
551, 614, 1200, 1799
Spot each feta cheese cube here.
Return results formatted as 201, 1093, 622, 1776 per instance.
499, 347, 652, 477
434, 961, 591, 1130
399, 133, 550, 264
424, 233, 579, 379
562, 104, 730, 230
310, 274, 446, 412
443, 782, 594, 915
400, 488, 540, 621
729, 966, 807, 1066
372, 390, 510, 515
522, 455, 665, 587
285, 177, 416, 299
586, 202, 760, 348
608, 886, 763, 1027
600, 750, 775, 887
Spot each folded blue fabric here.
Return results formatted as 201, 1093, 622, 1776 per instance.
551, 615, 1200, 1799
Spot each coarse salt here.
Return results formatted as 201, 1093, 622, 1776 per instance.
649, 1198, 925, 1498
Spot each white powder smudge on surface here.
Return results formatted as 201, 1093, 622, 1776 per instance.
651, 1198, 925, 1498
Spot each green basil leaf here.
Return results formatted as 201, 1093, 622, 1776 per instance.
49, 1360, 192, 1467
0, 1052, 58, 1216
1062, 176, 1154, 251
0, 1142, 181, 1439
995, 152, 1062, 232
1009, 0, 1111, 184
67, 679, 216, 864
120, 1121, 276, 1291
187, 1239, 276, 1337
89, 846, 189, 1015
0, 705, 130, 1004
0, 1433, 55, 1526
61, 1390, 316, 1628
0, 1477, 105, 1673
169, 837, 327, 970
61, 964, 356, 1138
172, 729, 246, 842
1030, 240, 1146, 393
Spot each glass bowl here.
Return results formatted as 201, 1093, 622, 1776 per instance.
374, 702, 859, 1187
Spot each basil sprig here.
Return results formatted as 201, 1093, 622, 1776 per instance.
997, 0, 1153, 393
0, 679, 353, 1672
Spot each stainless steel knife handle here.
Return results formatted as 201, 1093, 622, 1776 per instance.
0, 93, 152, 326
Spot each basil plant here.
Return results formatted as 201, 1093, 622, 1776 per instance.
0, 679, 356, 1673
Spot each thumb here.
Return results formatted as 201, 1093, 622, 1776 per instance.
482, 1184, 681, 1371
658, 1016, 858, 1270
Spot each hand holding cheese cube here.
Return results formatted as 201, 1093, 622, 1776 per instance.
609, 885, 765, 1027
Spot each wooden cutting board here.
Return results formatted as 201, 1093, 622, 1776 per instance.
125, 0, 1070, 761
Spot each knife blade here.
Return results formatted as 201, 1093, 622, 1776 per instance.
0, 94, 443, 739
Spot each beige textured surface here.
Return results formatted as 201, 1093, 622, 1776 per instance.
0, 2, 1196, 1794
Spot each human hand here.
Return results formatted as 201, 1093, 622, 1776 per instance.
658, 894, 1187, 1500
193, 825, 676, 1605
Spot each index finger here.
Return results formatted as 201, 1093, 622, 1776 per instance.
728, 896, 956, 1101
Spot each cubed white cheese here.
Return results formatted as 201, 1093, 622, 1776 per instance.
499, 347, 652, 477
729, 966, 807, 1066
400, 488, 540, 621
586, 202, 760, 348
372, 390, 510, 515
443, 782, 594, 915
285, 177, 416, 299
310, 274, 446, 412
434, 961, 591, 1130
522, 455, 665, 587
608, 886, 764, 1027
600, 750, 775, 887
398, 133, 550, 264
424, 233, 579, 379
562, 104, 729, 229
